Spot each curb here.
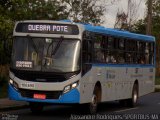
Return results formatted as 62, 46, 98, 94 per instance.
155, 85, 160, 92
0, 104, 29, 112
0, 99, 29, 112
155, 85, 160, 89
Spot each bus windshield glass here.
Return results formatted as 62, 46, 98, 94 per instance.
11, 37, 80, 72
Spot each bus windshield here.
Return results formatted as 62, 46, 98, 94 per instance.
11, 37, 80, 72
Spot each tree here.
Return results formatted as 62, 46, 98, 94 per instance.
132, 0, 160, 76
0, 1, 14, 64
64, 0, 119, 25
146, 0, 153, 35
114, 10, 128, 30
131, 19, 146, 34
114, 0, 143, 30
8, 0, 69, 21
0, 17, 13, 64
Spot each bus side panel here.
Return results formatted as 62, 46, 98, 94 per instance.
79, 66, 114, 104
101, 67, 120, 101
112, 67, 132, 101
101, 67, 133, 102
80, 66, 133, 103
79, 68, 95, 104
139, 67, 155, 96
79, 65, 155, 104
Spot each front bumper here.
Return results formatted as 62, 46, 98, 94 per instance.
8, 84, 80, 104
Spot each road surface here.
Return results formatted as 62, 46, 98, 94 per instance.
0, 92, 160, 120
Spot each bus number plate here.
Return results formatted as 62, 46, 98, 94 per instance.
33, 94, 46, 99
21, 83, 35, 89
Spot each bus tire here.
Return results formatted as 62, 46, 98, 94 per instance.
89, 94, 98, 114
88, 84, 101, 114
127, 84, 138, 107
29, 102, 44, 114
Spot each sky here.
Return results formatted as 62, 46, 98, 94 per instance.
103, 0, 147, 28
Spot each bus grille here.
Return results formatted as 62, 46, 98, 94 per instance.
19, 89, 62, 99
10, 69, 67, 82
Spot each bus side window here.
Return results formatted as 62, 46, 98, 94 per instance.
108, 37, 114, 49
149, 42, 154, 64
117, 39, 125, 63
94, 35, 106, 63
119, 39, 124, 50
106, 51, 116, 63
82, 40, 92, 63
117, 52, 125, 63
106, 36, 117, 63
82, 39, 93, 75
95, 49, 105, 62
145, 43, 149, 64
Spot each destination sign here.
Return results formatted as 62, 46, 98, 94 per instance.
15, 23, 79, 35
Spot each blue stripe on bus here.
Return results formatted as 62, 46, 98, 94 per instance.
84, 25, 155, 42
8, 84, 80, 104
91, 63, 155, 68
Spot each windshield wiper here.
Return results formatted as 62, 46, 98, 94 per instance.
51, 36, 64, 56
27, 35, 38, 53
43, 37, 63, 66
45, 36, 63, 57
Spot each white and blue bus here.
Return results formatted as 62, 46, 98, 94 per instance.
9, 20, 155, 114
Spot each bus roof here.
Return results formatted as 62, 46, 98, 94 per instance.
14, 20, 155, 42
83, 24, 155, 42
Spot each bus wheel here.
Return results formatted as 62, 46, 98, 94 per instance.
29, 102, 44, 114
89, 94, 98, 114
127, 84, 138, 107
88, 85, 101, 114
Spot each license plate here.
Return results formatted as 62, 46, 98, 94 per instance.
21, 83, 35, 89
33, 94, 46, 99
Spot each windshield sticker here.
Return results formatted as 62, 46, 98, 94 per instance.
16, 61, 33, 68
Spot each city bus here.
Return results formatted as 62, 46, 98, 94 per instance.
8, 20, 155, 114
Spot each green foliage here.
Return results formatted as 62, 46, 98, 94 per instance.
0, 75, 8, 98
0, 15, 14, 64
64, 0, 107, 24
131, 19, 146, 34
133, 0, 160, 37
155, 77, 160, 85
132, 0, 160, 76
0, 75, 7, 85
7, 0, 69, 21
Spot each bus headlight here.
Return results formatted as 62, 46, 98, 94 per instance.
9, 79, 14, 84
72, 82, 78, 88
63, 85, 71, 94
9, 79, 19, 90
63, 81, 79, 94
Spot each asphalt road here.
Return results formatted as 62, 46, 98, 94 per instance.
0, 92, 160, 120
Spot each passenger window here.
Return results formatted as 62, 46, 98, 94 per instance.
108, 37, 114, 49
119, 39, 124, 50
106, 51, 117, 63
